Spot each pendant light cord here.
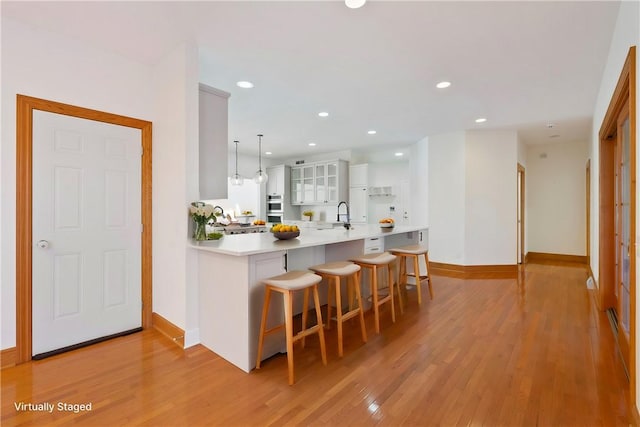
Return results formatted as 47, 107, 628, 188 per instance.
257, 134, 263, 172
234, 140, 239, 175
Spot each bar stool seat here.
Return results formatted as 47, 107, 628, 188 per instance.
309, 261, 367, 357
255, 270, 327, 385
350, 252, 398, 334
389, 245, 433, 305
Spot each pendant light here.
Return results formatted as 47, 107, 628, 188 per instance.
254, 134, 268, 184
231, 140, 244, 186
345, 0, 366, 8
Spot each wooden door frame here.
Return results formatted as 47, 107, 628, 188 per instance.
15, 95, 153, 364
517, 163, 525, 264
586, 159, 591, 265
598, 46, 636, 406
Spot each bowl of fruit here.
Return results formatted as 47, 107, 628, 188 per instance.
379, 218, 395, 229
270, 224, 300, 240
253, 219, 266, 226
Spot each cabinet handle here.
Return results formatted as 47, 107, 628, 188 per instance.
370, 237, 379, 241
419, 232, 423, 241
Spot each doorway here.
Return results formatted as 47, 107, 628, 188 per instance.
598, 47, 636, 403
517, 164, 525, 264
15, 95, 153, 363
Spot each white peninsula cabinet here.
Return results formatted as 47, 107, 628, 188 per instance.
291, 160, 348, 205
192, 224, 427, 373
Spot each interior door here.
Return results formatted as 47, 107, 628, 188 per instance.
615, 104, 631, 370
517, 164, 525, 264
32, 110, 142, 357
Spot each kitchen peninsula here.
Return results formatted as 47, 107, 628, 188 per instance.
191, 224, 427, 372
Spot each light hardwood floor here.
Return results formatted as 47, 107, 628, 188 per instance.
1, 262, 632, 426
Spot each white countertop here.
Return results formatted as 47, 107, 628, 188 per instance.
190, 224, 426, 256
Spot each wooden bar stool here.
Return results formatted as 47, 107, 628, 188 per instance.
255, 270, 327, 385
350, 252, 398, 334
309, 261, 367, 357
389, 245, 433, 306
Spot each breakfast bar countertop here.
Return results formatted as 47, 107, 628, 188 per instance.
189, 224, 427, 256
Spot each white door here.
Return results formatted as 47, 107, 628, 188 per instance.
32, 110, 142, 356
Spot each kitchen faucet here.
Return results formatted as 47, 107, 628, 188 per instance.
337, 201, 351, 230
212, 206, 224, 224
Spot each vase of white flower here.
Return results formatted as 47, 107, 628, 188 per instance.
189, 202, 214, 241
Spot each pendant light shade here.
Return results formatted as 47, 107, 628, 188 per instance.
231, 140, 244, 186
254, 134, 268, 184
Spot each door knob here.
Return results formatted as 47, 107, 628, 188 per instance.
37, 240, 50, 249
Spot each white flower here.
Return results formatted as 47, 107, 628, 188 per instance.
203, 205, 214, 217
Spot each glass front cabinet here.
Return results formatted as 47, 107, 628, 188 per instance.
291, 160, 347, 206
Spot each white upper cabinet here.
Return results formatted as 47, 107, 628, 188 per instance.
266, 165, 287, 196
199, 83, 230, 200
291, 160, 347, 205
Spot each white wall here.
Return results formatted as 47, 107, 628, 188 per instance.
590, 0, 639, 409
409, 137, 429, 228
464, 131, 518, 265
1, 19, 155, 349
526, 140, 589, 256
152, 41, 201, 345
428, 131, 466, 264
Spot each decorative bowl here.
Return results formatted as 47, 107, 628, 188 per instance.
207, 232, 224, 240
379, 223, 395, 228
273, 231, 300, 240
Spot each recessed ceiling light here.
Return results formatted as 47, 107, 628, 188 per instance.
308, 142, 316, 147
436, 81, 451, 89
236, 81, 254, 89
475, 118, 487, 123
318, 112, 329, 117
395, 152, 403, 157
265, 151, 272, 155
345, 0, 366, 9
367, 130, 377, 135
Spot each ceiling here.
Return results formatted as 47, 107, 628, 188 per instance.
2, 1, 621, 158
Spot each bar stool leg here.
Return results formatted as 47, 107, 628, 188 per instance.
387, 263, 396, 323
301, 287, 310, 348
371, 265, 380, 334
283, 290, 296, 385
256, 286, 272, 369
398, 256, 407, 305
334, 276, 344, 357
393, 260, 404, 314
424, 252, 433, 299
413, 255, 422, 306
352, 270, 367, 343
312, 284, 328, 366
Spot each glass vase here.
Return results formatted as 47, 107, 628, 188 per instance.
193, 220, 207, 241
